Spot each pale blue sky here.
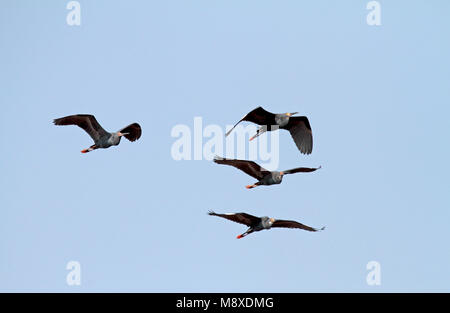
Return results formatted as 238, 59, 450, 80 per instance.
0, 1, 449, 292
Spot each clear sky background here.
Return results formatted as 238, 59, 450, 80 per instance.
1, 1, 449, 292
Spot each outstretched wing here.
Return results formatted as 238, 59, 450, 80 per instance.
226, 107, 276, 136
208, 211, 260, 227
282, 116, 313, 155
271, 219, 325, 232
283, 165, 321, 175
53, 114, 109, 142
118, 123, 142, 142
213, 156, 270, 180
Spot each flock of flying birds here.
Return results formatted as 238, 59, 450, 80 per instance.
53, 106, 325, 239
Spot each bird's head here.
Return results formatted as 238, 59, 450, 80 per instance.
285, 112, 298, 117
272, 171, 284, 184
269, 218, 275, 224
113, 132, 129, 145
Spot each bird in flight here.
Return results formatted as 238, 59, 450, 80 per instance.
225, 106, 313, 155
53, 114, 142, 153
213, 156, 320, 189
208, 210, 324, 239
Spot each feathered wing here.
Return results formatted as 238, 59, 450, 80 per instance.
283, 165, 321, 175
118, 123, 142, 142
226, 107, 276, 136
271, 219, 325, 232
53, 114, 109, 142
283, 116, 313, 154
213, 156, 270, 180
208, 211, 260, 227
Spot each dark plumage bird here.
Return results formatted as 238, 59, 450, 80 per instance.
213, 156, 320, 189
225, 106, 313, 155
53, 114, 142, 153
208, 211, 324, 239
